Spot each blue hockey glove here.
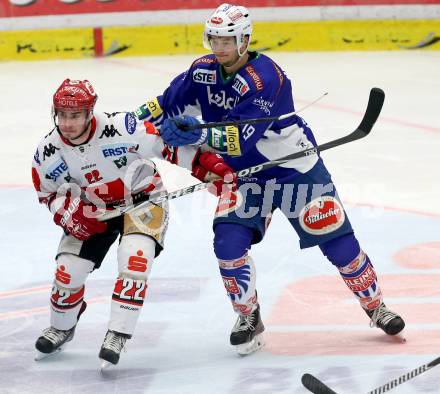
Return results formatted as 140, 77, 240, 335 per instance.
161, 115, 208, 146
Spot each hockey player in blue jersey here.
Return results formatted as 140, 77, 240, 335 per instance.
136, 4, 405, 355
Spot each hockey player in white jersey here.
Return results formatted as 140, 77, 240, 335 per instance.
31, 79, 233, 368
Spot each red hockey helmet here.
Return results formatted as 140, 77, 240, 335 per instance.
53, 78, 97, 112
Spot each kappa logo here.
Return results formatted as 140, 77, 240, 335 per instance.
232, 74, 250, 96
193, 68, 217, 84
99, 125, 122, 139
207, 86, 239, 110
299, 196, 345, 235
245, 65, 264, 91
104, 112, 122, 118
42, 143, 60, 160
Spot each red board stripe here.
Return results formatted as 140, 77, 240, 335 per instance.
93, 26, 103, 57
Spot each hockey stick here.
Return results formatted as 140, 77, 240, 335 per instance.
183, 92, 328, 130
301, 356, 440, 394
98, 87, 384, 221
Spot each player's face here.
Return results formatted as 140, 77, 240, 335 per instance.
57, 110, 90, 141
209, 36, 240, 66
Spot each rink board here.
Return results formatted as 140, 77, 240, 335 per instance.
1, 19, 440, 61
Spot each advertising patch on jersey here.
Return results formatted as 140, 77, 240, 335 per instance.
135, 104, 149, 120
299, 196, 345, 235
232, 74, 250, 96
193, 68, 217, 85
101, 143, 133, 158
125, 112, 137, 134
252, 97, 274, 115
225, 125, 241, 156
145, 97, 163, 118
113, 156, 128, 169
193, 56, 217, 66
45, 159, 68, 182
207, 86, 239, 110
208, 127, 226, 151
245, 65, 264, 91
144, 121, 160, 136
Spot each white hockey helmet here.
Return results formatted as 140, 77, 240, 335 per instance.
203, 3, 252, 56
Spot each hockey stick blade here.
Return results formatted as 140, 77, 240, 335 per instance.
302, 373, 339, 394
98, 88, 384, 221
302, 356, 440, 394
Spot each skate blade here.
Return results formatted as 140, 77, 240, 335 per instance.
235, 334, 265, 356
100, 359, 116, 372
34, 345, 64, 361
390, 330, 407, 344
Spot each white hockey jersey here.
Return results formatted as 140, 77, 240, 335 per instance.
31, 111, 197, 213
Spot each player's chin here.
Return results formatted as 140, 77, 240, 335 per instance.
217, 57, 235, 67
61, 131, 80, 140
214, 54, 231, 64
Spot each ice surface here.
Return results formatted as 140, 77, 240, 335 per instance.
0, 51, 439, 393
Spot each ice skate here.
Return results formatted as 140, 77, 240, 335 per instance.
34, 326, 76, 360
366, 302, 405, 339
99, 330, 129, 370
230, 304, 265, 356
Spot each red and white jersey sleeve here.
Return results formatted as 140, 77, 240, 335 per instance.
31, 111, 198, 211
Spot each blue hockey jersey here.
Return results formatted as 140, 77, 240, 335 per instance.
136, 52, 319, 182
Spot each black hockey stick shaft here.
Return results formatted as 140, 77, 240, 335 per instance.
366, 356, 440, 394
235, 87, 383, 178
301, 356, 440, 394
99, 88, 384, 221
183, 93, 328, 130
